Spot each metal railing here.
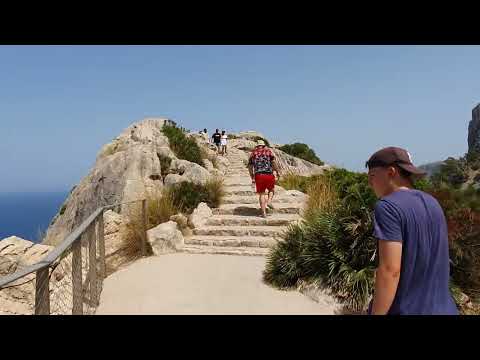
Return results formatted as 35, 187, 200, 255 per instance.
0, 199, 148, 315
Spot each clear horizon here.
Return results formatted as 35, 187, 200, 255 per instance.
1, 45, 479, 192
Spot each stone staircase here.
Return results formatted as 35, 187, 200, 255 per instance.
182, 148, 305, 256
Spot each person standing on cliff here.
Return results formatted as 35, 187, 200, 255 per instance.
201, 128, 209, 143
365, 146, 458, 315
220, 130, 228, 156
248, 140, 281, 218
212, 129, 222, 154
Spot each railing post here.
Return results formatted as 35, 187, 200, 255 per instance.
97, 211, 106, 279
34, 268, 50, 315
88, 223, 98, 306
141, 199, 147, 257
72, 241, 83, 315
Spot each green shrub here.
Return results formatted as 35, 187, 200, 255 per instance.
167, 178, 225, 214
157, 154, 172, 178
264, 168, 377, 311
431, 157, 468, 188
162, 124, 203, 166
279, 142, 324, 166
263, 223, 308, 288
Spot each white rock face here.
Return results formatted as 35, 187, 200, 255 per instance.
146, 221, 184, 255
169, 159, 211, 186
44, 118, 171, 246
236, 131, 267, 140
188, 202, 213, 229
164, 174, 185, 187
0, 237, 54, 315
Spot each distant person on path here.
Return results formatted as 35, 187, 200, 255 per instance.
212, 129, 222, 153
248, 140, 280, 218
201, 128, 209, 142
365, 146, 458, 315
220, 130, 228, 155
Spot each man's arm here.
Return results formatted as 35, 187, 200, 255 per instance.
272, 158, 280, 179
371, 240, 402, 315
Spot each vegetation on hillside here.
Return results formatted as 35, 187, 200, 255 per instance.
431, 150, 480, 189
167, 179, 225, 214
278, 142, 324, 166
162, 123, 203, 166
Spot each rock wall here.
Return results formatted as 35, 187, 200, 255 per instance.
468, 103, 480, 154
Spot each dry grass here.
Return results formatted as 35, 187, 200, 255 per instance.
121, 203, 149, 260
146, 191, 180, 230
278, 172, 311, 192
304, 175, 339, 218
120, 192, 181, 260
203, 177, 225, 208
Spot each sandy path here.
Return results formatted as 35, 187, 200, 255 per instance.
96, 254, 336, 315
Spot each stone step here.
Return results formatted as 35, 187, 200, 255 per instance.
193, 225, 287, 237
206, 214, 301, 226
214, 204, 302, 215
226, 176, 251, 179
222, 195, 301, 205
181, 245, 270, 257
224, 180, 254, 187
226, 172, 250, 176
185, 235, 279, 248
224, 185, 286, 196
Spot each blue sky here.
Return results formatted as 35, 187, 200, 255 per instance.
1, 45, 479, 192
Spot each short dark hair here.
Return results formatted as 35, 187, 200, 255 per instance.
395, 165, 413, 180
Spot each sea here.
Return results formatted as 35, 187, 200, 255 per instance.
0, 191, 68, 243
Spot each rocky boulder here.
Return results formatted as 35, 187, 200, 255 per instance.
188, 202, 213, 229
168, 159, 211, 186
273, 148, 331, 177
146, 221, 184, 255
0, 237, 54, 315
468, 103, 480, 154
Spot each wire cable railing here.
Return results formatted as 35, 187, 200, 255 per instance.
0, 199, 148, 315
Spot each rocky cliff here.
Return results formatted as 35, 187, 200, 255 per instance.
468, 103, 480, 154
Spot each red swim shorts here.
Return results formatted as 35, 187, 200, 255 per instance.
254, 173, 275, 194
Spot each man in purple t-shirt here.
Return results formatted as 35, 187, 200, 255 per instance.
365, 146, 458, 315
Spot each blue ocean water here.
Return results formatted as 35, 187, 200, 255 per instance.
0, 192, 68, 243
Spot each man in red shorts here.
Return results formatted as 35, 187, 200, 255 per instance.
248, 140, 281, 218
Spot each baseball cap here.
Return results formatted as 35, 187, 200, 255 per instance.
365, 147, 427, 177
256, 140, 266, 147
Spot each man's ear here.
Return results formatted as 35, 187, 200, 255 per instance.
387, 166, 397, 178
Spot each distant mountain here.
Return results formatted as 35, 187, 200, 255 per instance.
419, 161, 445, 178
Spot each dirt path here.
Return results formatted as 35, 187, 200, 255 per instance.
96, 253, 337, 315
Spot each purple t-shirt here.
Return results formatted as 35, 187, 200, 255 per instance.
369, 189, 458, 315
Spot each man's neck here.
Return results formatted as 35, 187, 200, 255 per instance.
383, 182, 413, 197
